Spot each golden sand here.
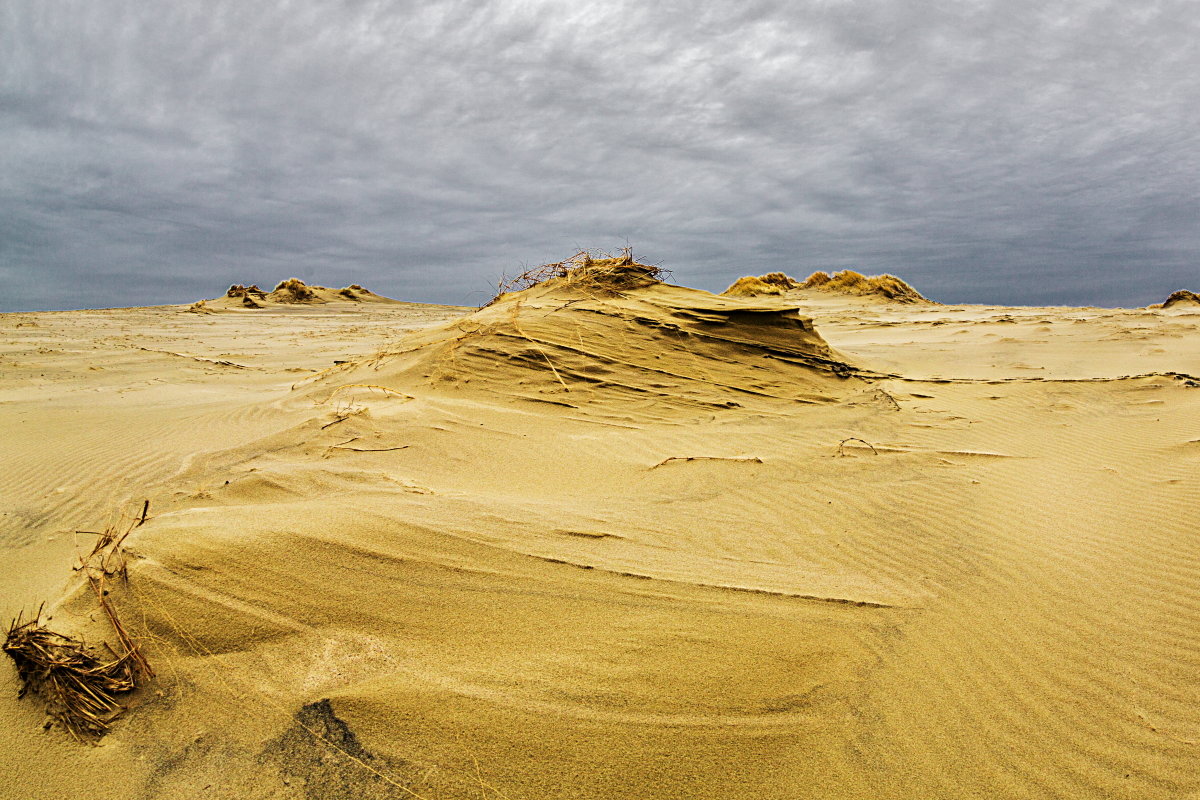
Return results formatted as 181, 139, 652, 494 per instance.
1, 275, 1198, 799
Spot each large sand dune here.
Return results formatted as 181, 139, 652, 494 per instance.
2, 272, 1199, 799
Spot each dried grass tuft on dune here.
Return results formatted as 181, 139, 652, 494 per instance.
801, 270, 932, 303
226, 284, 267, 299
486, 248, 668, 306
269, 278, 320, 303
1155, 289, 1200, 309
723, 273, 802, 297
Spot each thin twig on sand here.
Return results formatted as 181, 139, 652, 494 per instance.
838, 438, 879, 456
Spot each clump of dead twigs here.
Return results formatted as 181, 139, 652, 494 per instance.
483, 247, 669, 307
4, 609, 137, 740
3, 501, 154, 741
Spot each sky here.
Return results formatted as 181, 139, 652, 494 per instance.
2, 0, 1198, 311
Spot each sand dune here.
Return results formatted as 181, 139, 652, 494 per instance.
2, 268, 1199, 799
191, 279, 403, 312
1155, 289, 1200, 310
725, 269, 932, 304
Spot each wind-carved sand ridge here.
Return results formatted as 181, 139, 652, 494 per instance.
2, 261, 1199, 799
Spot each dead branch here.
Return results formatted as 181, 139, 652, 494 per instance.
331, 445, 410, 452
650, 455, 763, 469
875, 388, 901, 410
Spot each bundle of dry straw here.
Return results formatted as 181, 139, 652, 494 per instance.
3, 502, 154, 741
3, 610, 137, 740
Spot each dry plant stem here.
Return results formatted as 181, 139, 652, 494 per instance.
80, 502, 154, 678
88, 575, 153, 679
651, 456, 763, 468
509, 299, 570, 392
876, 388, 901, 410
838, 437, 879, 456
323, 383, 414, 406
332, 445, 410, 452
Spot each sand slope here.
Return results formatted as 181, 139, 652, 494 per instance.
2, 280, 1199, 800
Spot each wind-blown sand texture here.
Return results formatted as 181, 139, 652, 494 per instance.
2, 273, 1199, 799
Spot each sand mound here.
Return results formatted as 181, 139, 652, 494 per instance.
1155, 289, 1200, 309
722, 273, 802, 297
802, 270, 932, 303
316, 255, 866, 416
268, 278, 320, 303
721, 269, 931, 303
195, 280, 399, 310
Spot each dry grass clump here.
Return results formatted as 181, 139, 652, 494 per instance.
226, 284, 266, 299
1160, 289, 1200, 308
801, 270, 930, 303
271, 278, 318, 302
338, 285, 371, 300
723, 272, 802, 297
724, 276, 783, 297
485, 248, 668, 306
228, 284, 268, 308
3, 504, 154, 741
760, 272, 800, 289
4, 611, 137, 740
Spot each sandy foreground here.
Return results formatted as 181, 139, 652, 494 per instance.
1, 281, 1198, 799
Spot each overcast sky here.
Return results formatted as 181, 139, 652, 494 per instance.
2, 0, 1198, 311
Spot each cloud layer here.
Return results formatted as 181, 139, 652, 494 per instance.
3, 0, 1198, 310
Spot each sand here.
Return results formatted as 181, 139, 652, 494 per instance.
1, 277, 1199, 799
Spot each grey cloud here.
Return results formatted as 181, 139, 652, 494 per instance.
2, 0, 1198, 311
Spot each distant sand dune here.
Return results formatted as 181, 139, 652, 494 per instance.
1154, 288, 1200, 309
725, 269, 932, 303
190, 278, 403, 312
